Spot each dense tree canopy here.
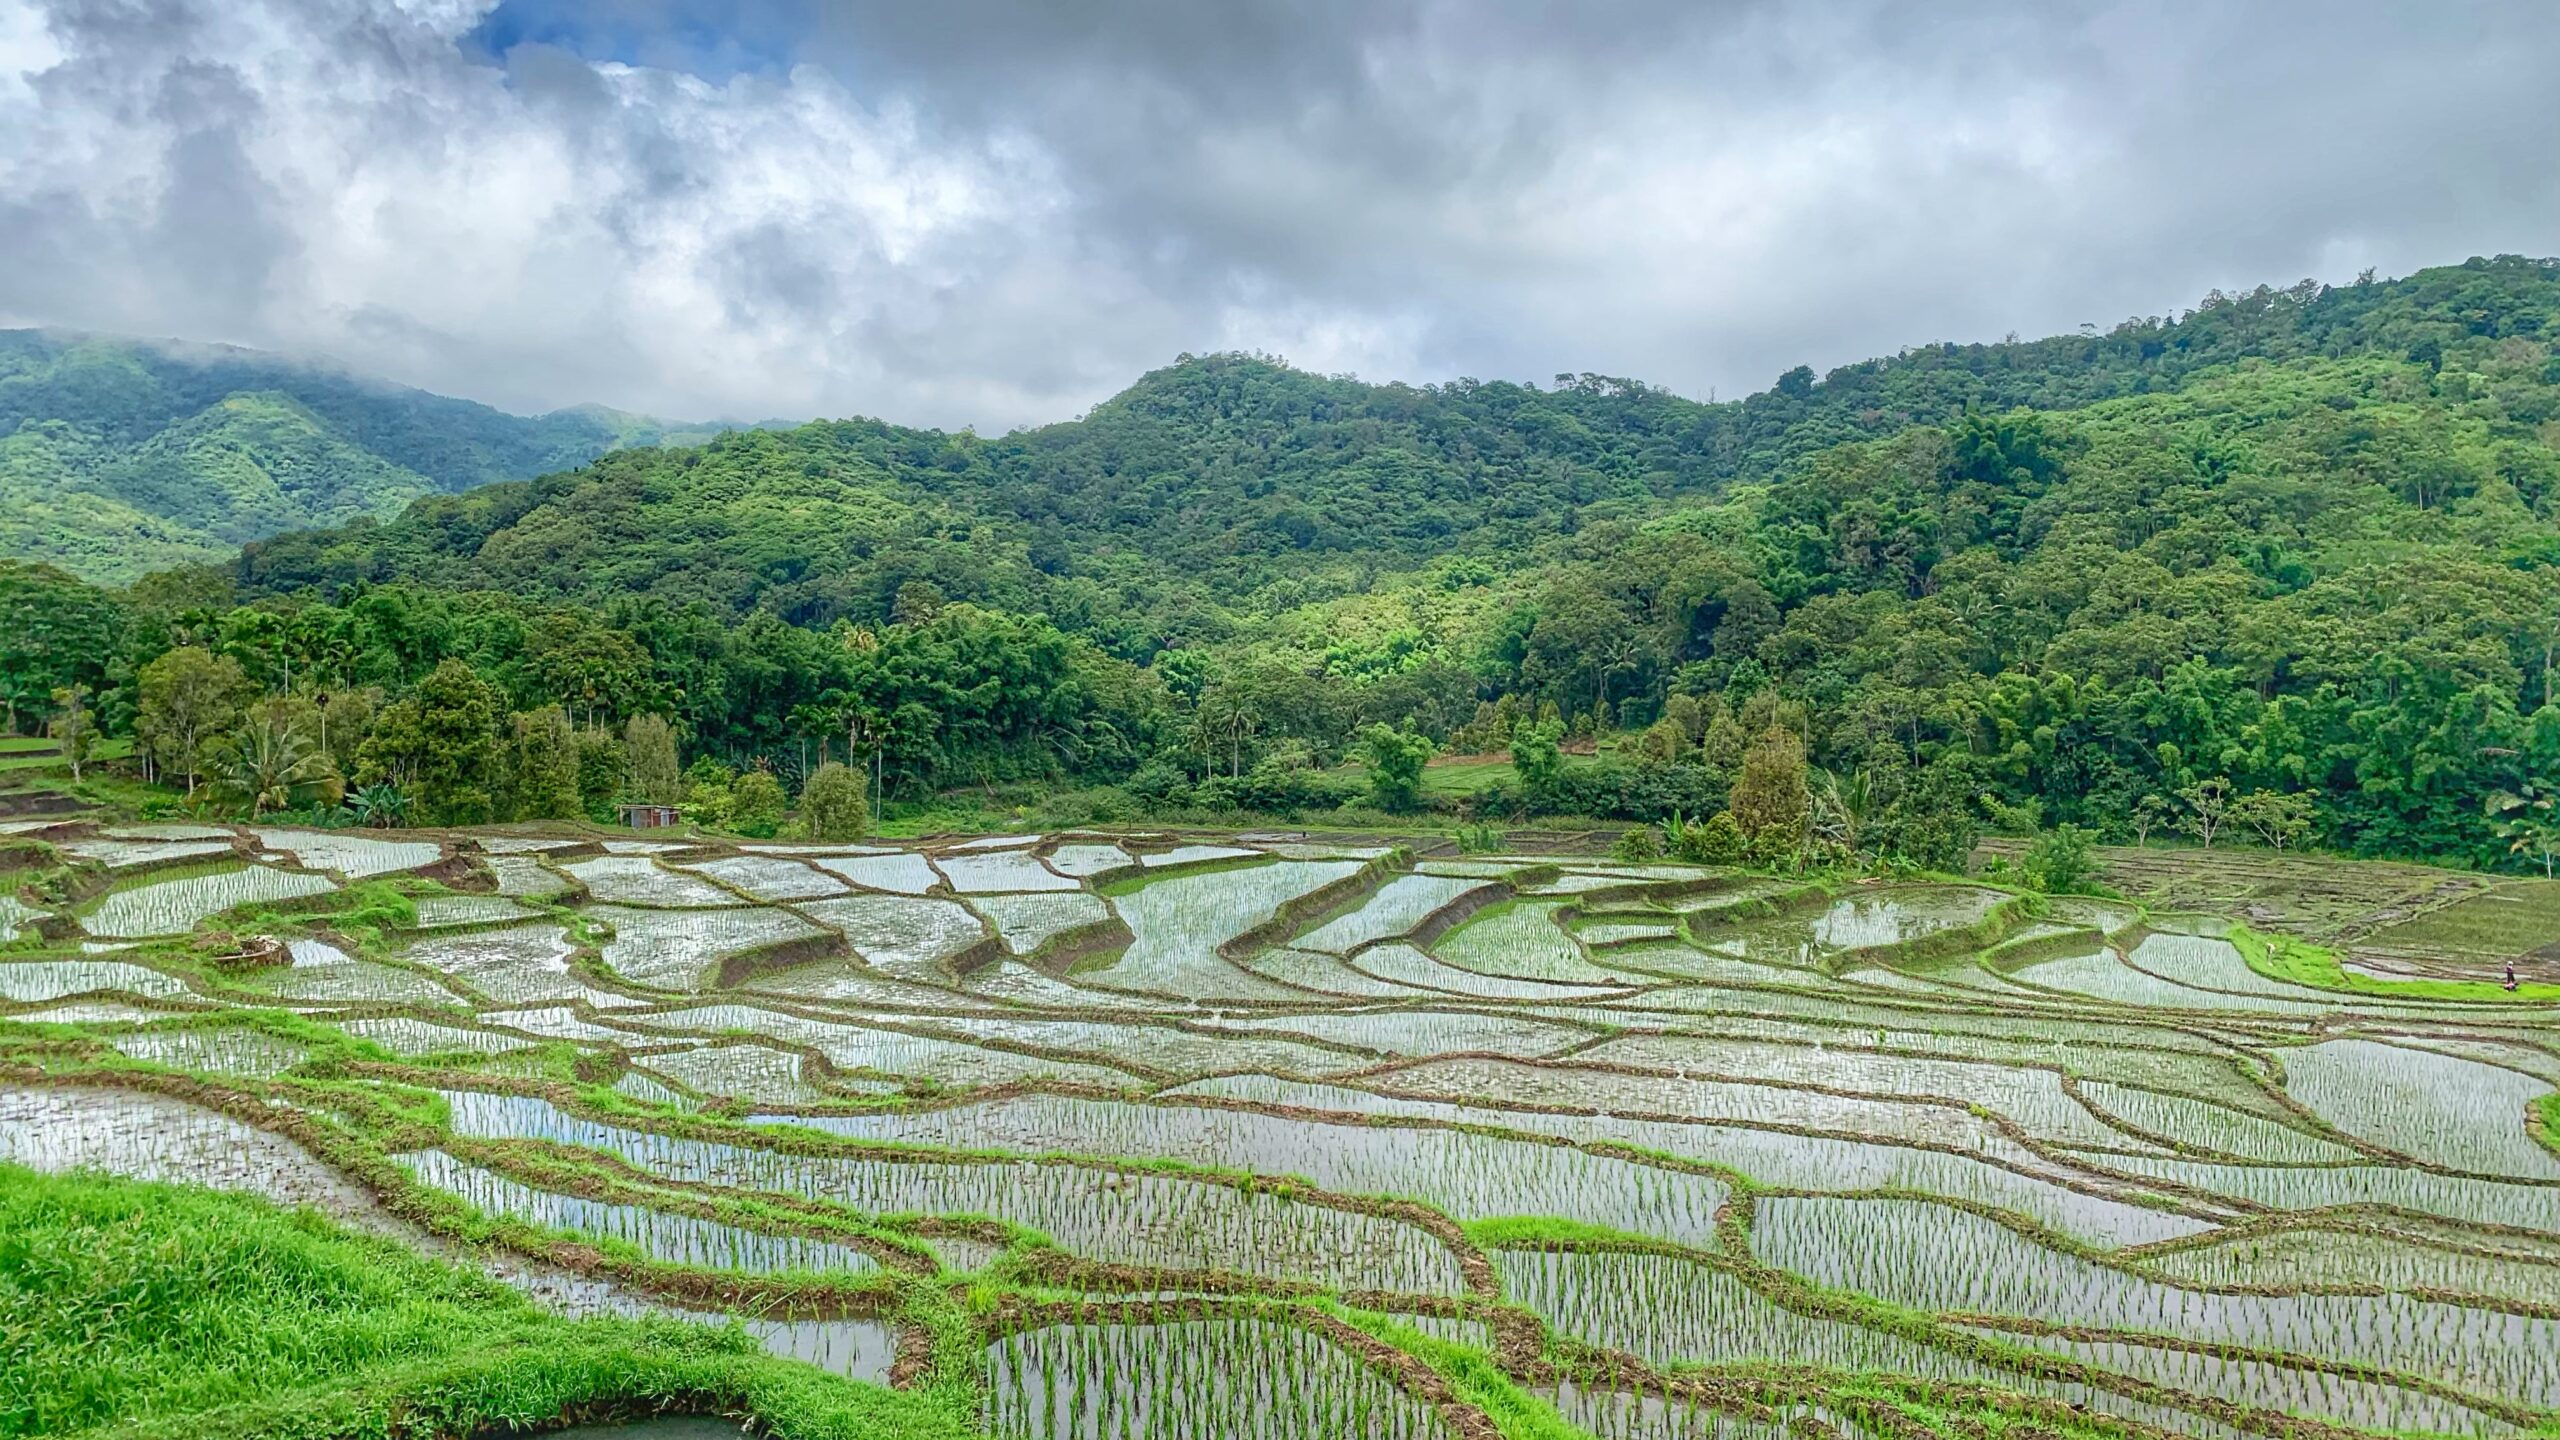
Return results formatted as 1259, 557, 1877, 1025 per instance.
11, 256, 2560, 866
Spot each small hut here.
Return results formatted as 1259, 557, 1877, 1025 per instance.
617, 802, 681, 830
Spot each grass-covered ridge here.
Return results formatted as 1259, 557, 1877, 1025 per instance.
0, 1164, 968, 1440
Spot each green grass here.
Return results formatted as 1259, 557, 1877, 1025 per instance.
2358, 877, 2560, 961
0, 1165, 968, 1440
1415, 751, 1601, 799
0, 737, 129, 770
2229, 922, 2560, 1003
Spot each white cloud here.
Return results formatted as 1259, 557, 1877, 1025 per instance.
1, 0, 2554, 430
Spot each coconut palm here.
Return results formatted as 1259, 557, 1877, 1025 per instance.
216, 715, 340, 818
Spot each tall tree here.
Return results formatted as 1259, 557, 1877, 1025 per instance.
360, 659, 503, 823
136, 647, 251, 795
623, 714, 684, 806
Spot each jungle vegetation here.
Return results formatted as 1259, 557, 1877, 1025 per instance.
7, 256, 2560, 868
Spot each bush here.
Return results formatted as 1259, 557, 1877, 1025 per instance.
2020, 823, 2101, 894
728, 770, 786, 838
1612, 825, 1664, 861
1359, 724, 1434, 813
797, 762, 868, 841
1668, 810, 1746, 864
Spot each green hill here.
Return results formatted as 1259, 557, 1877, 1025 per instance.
0, 331, 726, 582
12, 255, 2560, 868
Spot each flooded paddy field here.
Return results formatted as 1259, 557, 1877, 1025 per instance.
6, 824, 2559, 1437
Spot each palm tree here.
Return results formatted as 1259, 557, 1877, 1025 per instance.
217, 717, 338, 818
1810, 768, 1877, 856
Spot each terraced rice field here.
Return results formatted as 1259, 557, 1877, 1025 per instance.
5, 822, 2559, 1437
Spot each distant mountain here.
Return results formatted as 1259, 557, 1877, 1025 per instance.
0, 331, 736, 582
233, 256, 2560, 652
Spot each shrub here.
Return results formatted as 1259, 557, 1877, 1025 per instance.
798, 762, 869, 841
728, 770, 786, 838
1613, 825, 1664, 861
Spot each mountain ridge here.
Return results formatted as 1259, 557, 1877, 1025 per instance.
0, 328, 741, 582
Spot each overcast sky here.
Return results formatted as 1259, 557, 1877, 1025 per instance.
2, 0, 2554, 430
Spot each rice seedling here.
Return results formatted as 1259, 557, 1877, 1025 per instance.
0, 1085, 381, 1217
738, 1315, 902, 1383
2072, 1081, 2362, 1163
563, 856, 744, 907
400, 1149, 885, 1276
396, 921, 606, 1005
773, 1093, 1735, 1246
2098, 1151, 2560, 1234
108, 1024, 308, 1076
1351, 942, 1618, 1000
1504, 1248, 1994, 1374
2148, 1227, 2560, 1309
643, 1040, 836, 1104
1232, 946, 1448, 999
1199, 1009, 1590, 1058
937, 850, 1082, 893
1293, 874, 1490, 954
1578, 1034, 2150, 1150
248, 827, 443, 878
984, 1317, 1451, 1440
60, 836, 236, 868
81, 863, 337, 937
474, 835, 587, 853
339, 1016, 537, 1057
1964, 1327, 2515, 1436
589, 902, 828, 989
410, 893, 540, 928
1138, 843, 1264, 867
0, 958, 189, 1001
614, 1003, 1150, 1087
486, 853, 576, 899
1043, 843, 1133, 876
1163, 1073, 2208, 1249
802, 851, 944, 895
1757, 1195, 2560, 1407
794, 893, 990, 979
1433, 900, 1637, 985
439, 1090, 1468, 1292
32, 823, 2560, 1440
676, 853, 851, 901
102, 822, 236, 841
1089, 859, 1364, 1000
2279, 1038, 2560, 1179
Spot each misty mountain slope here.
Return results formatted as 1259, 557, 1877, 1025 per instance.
0, 331, 724, 582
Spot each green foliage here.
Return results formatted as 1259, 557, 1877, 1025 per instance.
1507, 721, 1564, 807
358, 658, 502, 823
1357, 723, 1433, 812
1729, 726, 1810, 848
0, 330, 714, 584
496, 706, 582, 823
216, 697, 341, 817
623, 713, 684, 806
135, 645, 250, 794
2019, 823, 2100, 895
1665, 810, 1746, 865
0, 1164, 969, 1440
17, 257, 2560, 864
730, 768, 787, 837
798, 761, 869, 841
1611, 823, 1664, 861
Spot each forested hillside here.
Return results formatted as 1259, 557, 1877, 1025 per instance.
0, 331, 727, 581
13, 256, 2560, 869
